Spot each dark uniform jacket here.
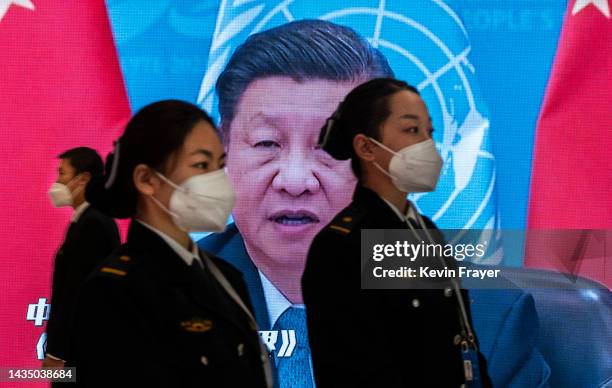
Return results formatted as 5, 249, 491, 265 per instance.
200, 228, 550, 388
71, 221, 270, 388
46, 205, 120, 362
302, 185, 492, 388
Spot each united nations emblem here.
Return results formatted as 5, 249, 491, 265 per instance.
199, 0, 502, 264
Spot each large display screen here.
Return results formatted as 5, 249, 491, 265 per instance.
1, 1, 610, 387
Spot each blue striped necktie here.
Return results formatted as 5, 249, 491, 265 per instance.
273, 306, 314, 387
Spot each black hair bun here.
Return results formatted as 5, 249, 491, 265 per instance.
85, 147, 137, 219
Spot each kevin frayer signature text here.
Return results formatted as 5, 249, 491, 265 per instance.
373, 266, 500, 280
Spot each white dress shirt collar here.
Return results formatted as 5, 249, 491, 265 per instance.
259, 270, 304, 328
71, 201, 90, 223
136, 219, 203, 268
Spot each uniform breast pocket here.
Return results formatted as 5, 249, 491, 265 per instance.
173, 314, 238, 369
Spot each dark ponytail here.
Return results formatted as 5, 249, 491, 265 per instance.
86, 100, 215, 218
318, 78, 419, 177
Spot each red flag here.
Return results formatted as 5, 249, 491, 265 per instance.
0, 0, 130, 373
525, 0, 612, 287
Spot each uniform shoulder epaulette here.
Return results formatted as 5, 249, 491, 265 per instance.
98, 246, 133, 279
327, 206, 366, 236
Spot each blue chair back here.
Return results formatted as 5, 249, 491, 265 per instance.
503, 268, 612, 388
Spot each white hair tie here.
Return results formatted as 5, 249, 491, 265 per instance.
104, 140, 121, 190
319, 118, 335, 148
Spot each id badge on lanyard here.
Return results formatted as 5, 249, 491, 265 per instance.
406, 212, 483, 387
462, 340, 482, 388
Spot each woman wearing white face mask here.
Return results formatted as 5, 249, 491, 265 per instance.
71, 100, 272, 388
44, 147, 121, 373
48, 173, 83, 208
303, 79, 492, 387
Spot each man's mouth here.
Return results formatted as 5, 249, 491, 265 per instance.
269, 210, 320, 226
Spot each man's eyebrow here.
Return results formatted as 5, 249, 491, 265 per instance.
247, 112, 283, 126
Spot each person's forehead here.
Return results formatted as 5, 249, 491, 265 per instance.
389, 91, 430, 121
183, 122, 222, 153
187, 121, 217, 139
234, 77, 359, 121
59, 158, 74, 171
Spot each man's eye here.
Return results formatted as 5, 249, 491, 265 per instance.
254, 140, 280, 149
404, 127, 419, 133
315, 147, 336, 165
193, 162, 209, 169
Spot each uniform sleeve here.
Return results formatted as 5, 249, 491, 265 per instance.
303, 231, 348, 386
302, 231, 404, 388
71, 275, 172, 387
74, 218, 120, 277
45, 256, 69, 360
45, 219, 119, 361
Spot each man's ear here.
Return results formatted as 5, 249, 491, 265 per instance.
133, 164, 158, 196
353, 133, 376, 162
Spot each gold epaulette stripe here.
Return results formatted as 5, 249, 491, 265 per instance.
329, 225, 351, 234
100, 267, 127, 276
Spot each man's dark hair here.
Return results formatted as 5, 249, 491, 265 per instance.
58, 147, 103, 177
216, 19, 394, 137
319, 78, 419, 178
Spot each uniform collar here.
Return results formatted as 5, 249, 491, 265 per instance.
71, 201, 89, 223
379, 196, 418, 222
351, 185, 424, 232
353, 185, 418, 221
136, 219, 203, 268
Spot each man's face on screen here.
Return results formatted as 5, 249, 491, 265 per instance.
226, 77, 358, 269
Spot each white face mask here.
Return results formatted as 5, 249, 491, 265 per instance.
48, 175, 81, 207
151, 169, 236, 233
369, 138, 443, 193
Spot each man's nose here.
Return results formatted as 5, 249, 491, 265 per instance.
271, 152, 320, 196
